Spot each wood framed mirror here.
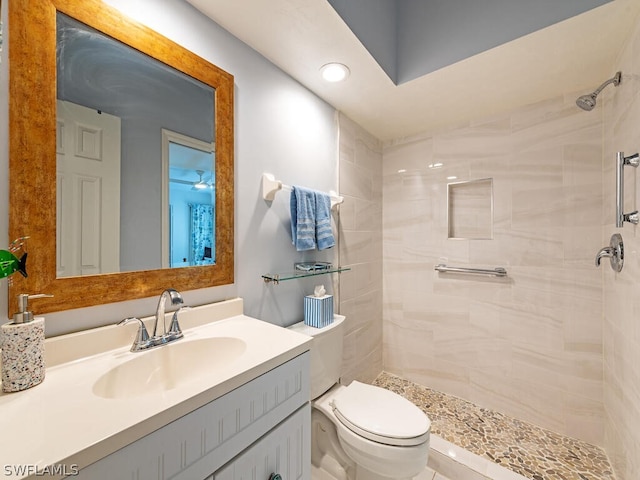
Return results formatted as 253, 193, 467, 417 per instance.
8, 0, 234, 315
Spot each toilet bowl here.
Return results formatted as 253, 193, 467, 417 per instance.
288, 316, 430, 480
314, 382, 430, 480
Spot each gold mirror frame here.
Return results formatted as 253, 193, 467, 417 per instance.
8, 0, 234, 315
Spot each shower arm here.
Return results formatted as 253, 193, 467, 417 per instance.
592, 77, 617, 97
592, 72, 622, 98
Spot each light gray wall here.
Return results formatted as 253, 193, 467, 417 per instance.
396, 0, 611, 83
329, 0, 611, 85
0, 3, 9, 322
1, 0, 338, 335
327, 0, 397, 83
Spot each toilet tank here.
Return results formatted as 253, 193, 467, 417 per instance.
288, 315, 345, 399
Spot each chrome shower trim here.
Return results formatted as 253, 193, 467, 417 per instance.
576, 71, 622, 111
595, 233, 624, 272
616, 151, 639, 227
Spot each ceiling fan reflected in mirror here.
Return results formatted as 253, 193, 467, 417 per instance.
191, 169, 212, 190
170, 169, 214, 190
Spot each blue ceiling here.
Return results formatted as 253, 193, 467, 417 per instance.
327, 0, 612, 85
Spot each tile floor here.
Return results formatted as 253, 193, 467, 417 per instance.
415, 466, 450, 480
373, 372, 615, 480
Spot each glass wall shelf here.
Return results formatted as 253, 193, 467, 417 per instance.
262, 266, 351, 285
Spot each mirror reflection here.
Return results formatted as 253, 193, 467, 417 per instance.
56, 12, 215, 277
162, 130, 215, 268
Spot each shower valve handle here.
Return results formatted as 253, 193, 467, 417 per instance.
595, 233, 624, 272
595, 247, 613, 266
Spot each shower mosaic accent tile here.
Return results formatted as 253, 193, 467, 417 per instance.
373, 372, 614, 480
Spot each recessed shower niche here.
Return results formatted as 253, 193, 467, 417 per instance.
447, 178, 493, 239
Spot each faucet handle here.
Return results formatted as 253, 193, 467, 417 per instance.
118, 317, 151, 351
167, 306, 189, 340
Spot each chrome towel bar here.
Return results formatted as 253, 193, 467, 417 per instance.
434, 264, 507, 277
616, 151, 639, 227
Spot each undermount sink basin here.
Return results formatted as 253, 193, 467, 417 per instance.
93, 337, 247, 399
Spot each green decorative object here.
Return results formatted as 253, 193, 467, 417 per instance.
0, 236, 29, 280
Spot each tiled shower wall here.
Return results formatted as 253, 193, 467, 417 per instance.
340, 13, 640, 478
337, 113, 384, 384
382, 96, 605, 446
602, 13, 640, 480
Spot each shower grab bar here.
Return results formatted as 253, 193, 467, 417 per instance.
616, 151, 639, 227
434, 264, 507, 277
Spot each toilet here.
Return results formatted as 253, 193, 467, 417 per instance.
288, 315, 431, 480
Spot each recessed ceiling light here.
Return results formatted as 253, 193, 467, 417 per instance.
320, 63, 350, 82
397, 169, 407, 173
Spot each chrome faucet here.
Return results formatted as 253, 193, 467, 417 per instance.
119, 289, 185, 352
153, 288, 184, 338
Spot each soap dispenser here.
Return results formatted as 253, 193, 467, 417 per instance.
1, 294, 52, 393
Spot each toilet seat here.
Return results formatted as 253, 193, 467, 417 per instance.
331, 381, 430, 447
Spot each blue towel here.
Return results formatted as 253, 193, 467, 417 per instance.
290, 187, 336, 251
291, 186, 317, 251
315, 191, 335, 250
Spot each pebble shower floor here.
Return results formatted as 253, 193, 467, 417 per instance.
373, 372, 614, 480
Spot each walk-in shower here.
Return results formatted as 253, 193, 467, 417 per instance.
576, 71, 622, 110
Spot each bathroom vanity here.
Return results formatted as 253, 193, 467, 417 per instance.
0, 299, 312, 480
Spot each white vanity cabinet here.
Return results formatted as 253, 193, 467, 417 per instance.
210, 405, 309, 480
74, 353, 310, 480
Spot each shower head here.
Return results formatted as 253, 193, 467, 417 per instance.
576, 71, 622, 111
576, 93, 598, 111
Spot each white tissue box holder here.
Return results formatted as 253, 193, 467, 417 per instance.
304, 294, 334, 328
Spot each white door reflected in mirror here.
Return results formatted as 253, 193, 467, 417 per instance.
56, 100, 121, 277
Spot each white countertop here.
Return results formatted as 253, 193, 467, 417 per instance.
0, 299, 312, 479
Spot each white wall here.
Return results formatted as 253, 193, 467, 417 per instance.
0, 0, 339, 335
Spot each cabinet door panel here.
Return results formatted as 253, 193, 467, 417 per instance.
214, 404, 310, 480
